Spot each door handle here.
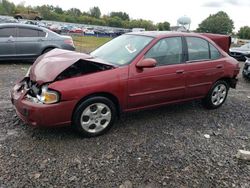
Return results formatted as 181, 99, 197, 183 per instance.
216, 65, 223, 69
176, 70, 184, 74
7, 36, 14, 42
37, 38, 45, 42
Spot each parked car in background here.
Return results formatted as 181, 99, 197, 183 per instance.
14, 10, 42, 21
0, 17, 19, 23
11, 32, 239, 137
229, 43, 250, 61
69, 27, 83, 34
0, 23, 75, 61
243, 57, 250, 80
48, 24, 62, 34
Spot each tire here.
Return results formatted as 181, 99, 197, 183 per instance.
72, 96, 117, 137
42, 48, 54, 54
14, 16, 22, 20
202, 80, 229, 109
35, 17, 41, 21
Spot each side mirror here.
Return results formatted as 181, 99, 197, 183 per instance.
136, 58, 157, 68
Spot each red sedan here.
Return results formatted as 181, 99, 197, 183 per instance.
11, 32, 240, 137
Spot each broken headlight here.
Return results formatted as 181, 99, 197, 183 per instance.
36, 85, 60, 104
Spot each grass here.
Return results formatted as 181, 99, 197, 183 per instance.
72, 36, 112, 53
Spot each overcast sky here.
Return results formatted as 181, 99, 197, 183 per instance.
8, 0, 249, 31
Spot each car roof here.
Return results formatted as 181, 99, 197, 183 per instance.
127, 31, 231, 53
127, 31, 211, 39
0, 23, 45, 30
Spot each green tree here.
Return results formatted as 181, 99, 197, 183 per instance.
157, 21, 170, 31
54, 6, 63, 14
110, 11, 129, 21
129, 19, 156, 30
106, 16, 123, 27
67, 8, 81, 17
89, 6, 101, 18
238, 26, 250, 39
0, 0, 15, 15
196, 11, 234, 34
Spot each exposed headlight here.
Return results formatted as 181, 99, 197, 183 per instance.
37, 85, 60, 104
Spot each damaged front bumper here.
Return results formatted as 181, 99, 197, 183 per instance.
10, 79, 77, 127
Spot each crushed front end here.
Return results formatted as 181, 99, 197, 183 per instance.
10, 75, 77, 127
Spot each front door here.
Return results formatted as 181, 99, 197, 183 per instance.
128, 37, 186, 109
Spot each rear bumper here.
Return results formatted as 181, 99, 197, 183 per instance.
11, 85, 77, 127
229, 78, 238, 89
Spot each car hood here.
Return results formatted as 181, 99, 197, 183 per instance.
30, 49, 115, 85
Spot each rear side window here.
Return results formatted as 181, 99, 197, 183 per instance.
186, 37, 209, 61
18, 28, 40, 37
0, 27, 16, 37
145, 37, 183, 66
38, 30, 46, 37
210, 43, 221, 60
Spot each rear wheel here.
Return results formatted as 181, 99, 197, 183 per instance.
202, 80, 229, 109
73, 97, 117, 137
14, 16, 22, 20
35, 17, 41, 21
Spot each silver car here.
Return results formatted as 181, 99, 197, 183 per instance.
0, 23, 75, 61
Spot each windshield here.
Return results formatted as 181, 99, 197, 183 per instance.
90, 34, 153, 66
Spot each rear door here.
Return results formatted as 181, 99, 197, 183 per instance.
185, 36, 224, 98
15, 27, 46, 57
0, 27, 16, 58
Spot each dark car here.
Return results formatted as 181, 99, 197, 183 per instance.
11, 32, 240, 137
229, 43, 250, 61
243, 57, 250, 80
0, 23, 75, 61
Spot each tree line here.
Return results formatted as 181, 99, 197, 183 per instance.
0, 0, 250, 39
0, 0, 170, 31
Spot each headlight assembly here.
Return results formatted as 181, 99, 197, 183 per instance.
37, 85, 60, 104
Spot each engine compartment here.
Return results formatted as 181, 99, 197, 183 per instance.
56, 59, 114, 81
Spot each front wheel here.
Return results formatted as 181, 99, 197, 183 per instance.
202, 80, 229, 109
73, 97, 117, 137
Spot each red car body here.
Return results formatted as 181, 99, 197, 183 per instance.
11, 32, 240, 128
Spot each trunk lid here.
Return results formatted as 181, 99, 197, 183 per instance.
201, 33, 231, 53
30, 49, 114, 85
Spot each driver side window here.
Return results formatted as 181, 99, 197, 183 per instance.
145, 37, 183, 66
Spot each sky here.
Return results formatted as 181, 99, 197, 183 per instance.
8, 0, 250, 31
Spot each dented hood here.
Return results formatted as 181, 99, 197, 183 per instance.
30, 49, 114, 85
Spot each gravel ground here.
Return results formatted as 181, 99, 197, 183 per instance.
0, 61, 249, 188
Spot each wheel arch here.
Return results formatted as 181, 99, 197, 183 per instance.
71, 92, 121, 121
216, 77, 236, 89
41, 46, 58, 54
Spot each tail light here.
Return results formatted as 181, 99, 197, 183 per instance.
64, 39, 75, 47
